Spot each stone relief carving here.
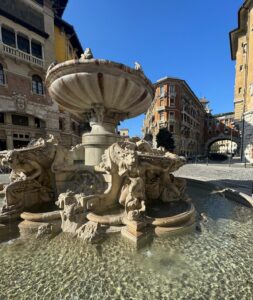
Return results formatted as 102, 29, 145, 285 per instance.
13, 93, 27, 112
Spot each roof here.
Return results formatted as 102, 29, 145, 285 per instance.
54, 16, 83, 56
153, 76, 205, 111
230, 0, 253, 60
52, 0, 68, 18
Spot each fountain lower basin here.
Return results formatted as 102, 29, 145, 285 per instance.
0, 181, 252, 299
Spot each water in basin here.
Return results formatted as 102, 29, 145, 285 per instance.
0, 187, 253, 299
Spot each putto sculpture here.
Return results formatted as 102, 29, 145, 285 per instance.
0, 49, 195, 244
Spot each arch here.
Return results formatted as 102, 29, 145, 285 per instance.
204, 134, 240, 154
32, 75, 44, 95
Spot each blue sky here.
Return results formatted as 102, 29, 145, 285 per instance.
64, 0, 242, 136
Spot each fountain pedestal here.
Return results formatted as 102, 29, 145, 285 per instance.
82, 112, 123, 165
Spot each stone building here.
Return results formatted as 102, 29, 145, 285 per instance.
143, 77, 206, 156
0, 0, 84, 150
230, 0, 253, 162
119, 128, 129, 138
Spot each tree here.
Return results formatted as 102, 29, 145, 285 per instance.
144, 133, 153, 144
156, 128, 175, 152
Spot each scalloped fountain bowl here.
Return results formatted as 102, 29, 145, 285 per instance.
46, 58, 154, 165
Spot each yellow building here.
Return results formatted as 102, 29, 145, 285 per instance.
54, 17, 82, 63
230, 0, 253, 162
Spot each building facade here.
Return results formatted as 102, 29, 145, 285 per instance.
143, 77, 206, 157
0, 0, 84, 151
119, 128, 129, 138
230, 0, 253, 162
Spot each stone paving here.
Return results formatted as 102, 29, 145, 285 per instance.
174, 163, 253, 195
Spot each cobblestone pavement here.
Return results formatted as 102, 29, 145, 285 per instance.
174, 163, 253, 195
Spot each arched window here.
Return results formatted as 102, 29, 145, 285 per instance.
32, 75, 43, 95
0, 64, 5, 85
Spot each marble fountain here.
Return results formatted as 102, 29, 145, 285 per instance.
0, 49, 195, 244
0, 50, 253, 299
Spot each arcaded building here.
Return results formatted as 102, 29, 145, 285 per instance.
230, 0, 253, 162
143, 77, 206, 156
0, 0, 84, 150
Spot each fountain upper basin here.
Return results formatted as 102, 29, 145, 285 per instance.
46, 59, 154, 119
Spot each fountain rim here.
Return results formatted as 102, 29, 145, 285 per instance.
45, 58, 155, 97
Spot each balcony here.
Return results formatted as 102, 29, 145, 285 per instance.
156, 105, 166, 112
0, 43, 44, 68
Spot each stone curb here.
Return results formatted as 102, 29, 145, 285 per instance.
185, 178, 253, 208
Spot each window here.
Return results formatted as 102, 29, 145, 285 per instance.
160, 86, 164, 97
242, 43, 247, 54
17, 33, 30, 53
32, 75, 43, 95
2, 27, 16, 48
169, 111, 175, 120
31, 40, 42, 59
160, 99, 164, 106
0, 64, 5, 85
239, 65, 243, 71
169, 124, 174, 133
160, 112, 165, 121
250, 83, 253, 96
238, 87, 242, 94
12, 114, 29, 126
34, 117, 45, 128
0, 113, 4, 123
72, 122, 76, 132
170, 97, 175, 106
34, 0, 44, 5
59, 118, 64, 130
169, 85, 176, 94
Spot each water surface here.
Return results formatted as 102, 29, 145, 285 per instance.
0, 187, 253, 299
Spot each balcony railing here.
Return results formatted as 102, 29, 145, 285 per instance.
156, 106, 166, 112
0, 43, 44, 68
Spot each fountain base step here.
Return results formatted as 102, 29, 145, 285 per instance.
18, 219, 61, 238
121, 226, 149, 244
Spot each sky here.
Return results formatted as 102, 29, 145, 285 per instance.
63, 0, 243, 137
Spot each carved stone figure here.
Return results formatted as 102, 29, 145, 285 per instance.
0, 136, 58, 219
81, 48, 94, 60
98, 140, 188, 221
57, 191, 86, 233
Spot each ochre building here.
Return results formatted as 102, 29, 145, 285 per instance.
230, 0, 253, 162
0, 0, 84, 150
